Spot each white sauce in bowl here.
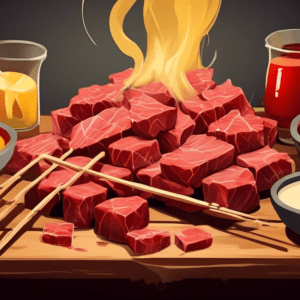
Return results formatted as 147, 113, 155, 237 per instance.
278, 182, 300, 209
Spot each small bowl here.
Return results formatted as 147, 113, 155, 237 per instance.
0, 122, 17, 172
290, 114, 300, 158
270, 172, 300, 235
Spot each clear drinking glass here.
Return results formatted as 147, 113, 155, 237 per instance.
0, 40, 47, 131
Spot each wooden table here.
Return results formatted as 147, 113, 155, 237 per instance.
1, 112, 300, 292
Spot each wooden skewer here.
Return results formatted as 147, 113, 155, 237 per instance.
202, 208, 275, 229
0, 148, 74, 196
0, 149, 73, 222
42, 154, 274, 227
0, 155, 47, 195
202, 207, 250, 222
0, 151, 105, 253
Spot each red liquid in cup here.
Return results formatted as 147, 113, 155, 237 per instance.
265, 43, 300, 128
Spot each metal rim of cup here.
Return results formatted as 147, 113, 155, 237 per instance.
0, 40, 47, 61
0, 122, 17, 156
265, 28, 300, 54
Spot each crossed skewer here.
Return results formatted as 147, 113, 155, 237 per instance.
0, 150, 276, 253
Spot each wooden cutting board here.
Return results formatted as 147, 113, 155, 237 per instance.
1, 110, 300, 284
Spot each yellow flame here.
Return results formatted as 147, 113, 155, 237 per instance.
83, 0, 221, 102
110, 0, 221, 101
109, 0, 144, 87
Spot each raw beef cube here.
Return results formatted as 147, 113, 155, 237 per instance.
108, 136, 161, 172
202, 165, 260, 213
158, 109, 195, 153
236, 146, 295, 191
59, 156, 103, 171
69, 84, 123, 121
138, 82, 176, 107
127, 228, 171, 254
98, 105, 132, 131
136, 161, 200, 212
41, 222, 74, 247
26, 156, 94, 210
160, 135, 235, 188
5, 133, 70, 176
180, 97, 217, 134
39, 160, 52, 174
201, 79, 255, 116
70, 107, 131, 157
261, 116, 278, 147
38, 156, 97, 213
123, 89, 177, 139
135, 161, 162, 200
186, 68, 214, 83
207, 110, 264, 155
63, 182, 107, 228
94, 196, 149, 243
109, 68, 133, 85
57, 156, 103, 182
192, 80, 216, 96
175, 228, 213, 252
38, 169, 86, 213
51, 107, 80, 140
91, 163, 134, 197
185, 68, 216, 95
54, 134, 70, 153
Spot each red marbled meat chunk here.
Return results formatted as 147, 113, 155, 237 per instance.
185, 68, 216, 95
158, 109, 195, 153
70, 107, 131, 157
51, 107, 80, 140
109, 68, 133, 85
260, 116, 278, 147
69, 84, 123, 121
138, 83, 176, 107
5, 133, 69, 175
175, 228, 213, 252
160, 135, 235, 188
136, 161, 200, 212
183, 65, 215, 91
236, 146, 295, 191
108, 136, 161, 172
57, 156, 103, 178
38, 169, 85, 213
207, 110, 264, 155
39, 160, 52, 175
202, 165, 260, 213
91, 163, 134, 197
56, 156, 104, 187
186, 68, 214, 83
123, 89, 177, 139
63, 182, 107, 228
41, 222, 74, 247
127, 228, 171, 254
201, 79, 255, 116
38, 156, 98, 213
180, 97, 217, 134
94, 196, 149, 244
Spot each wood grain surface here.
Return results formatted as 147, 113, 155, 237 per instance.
1, 110, 300, 284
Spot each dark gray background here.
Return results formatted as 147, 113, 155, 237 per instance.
0, 0, 299, 114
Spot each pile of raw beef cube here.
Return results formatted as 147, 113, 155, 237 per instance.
4, 68, 295, 253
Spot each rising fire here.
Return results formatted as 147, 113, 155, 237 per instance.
83, 0, 222, 102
